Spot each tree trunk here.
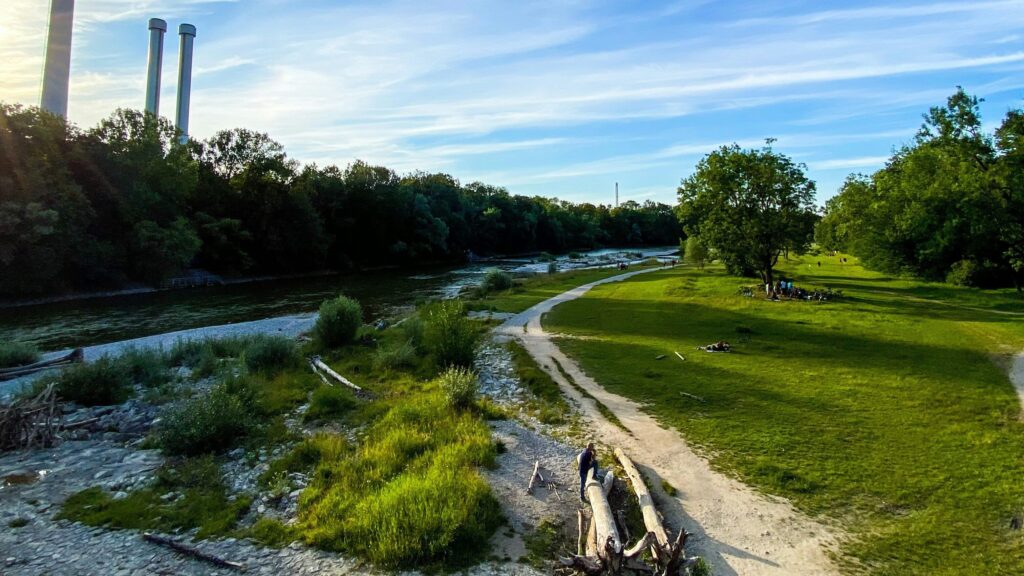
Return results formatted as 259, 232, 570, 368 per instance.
585, 468, 622, 569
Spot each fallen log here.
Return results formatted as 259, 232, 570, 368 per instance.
679, 391, 705, 403
0, 348, 83, 382
309, 356, 368, 397
586, 468, 622, 566
614, 448, 698, 575
142, 532, 245, 571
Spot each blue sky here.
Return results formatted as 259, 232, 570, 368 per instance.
2, 1, 1023, 205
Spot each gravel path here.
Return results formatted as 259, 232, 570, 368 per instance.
498, 268, 842, 576
1, 313, 317, 398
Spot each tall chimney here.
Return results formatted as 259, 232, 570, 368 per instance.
145, 18, 167, 116
175, 23, 197, 142
40, 0, 75, 118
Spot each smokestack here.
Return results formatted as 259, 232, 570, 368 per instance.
175, 23, 196, 143
40, 0, 75, 118
145, 18, 167, 116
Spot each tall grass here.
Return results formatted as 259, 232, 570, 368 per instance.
55, 356, 132, 406
0, 342, 40, 368
422, 301, 479, 368
155, 384, 254, 455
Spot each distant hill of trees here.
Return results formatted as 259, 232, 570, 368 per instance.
816, 89, 1024, 290
0, 105, 681, 297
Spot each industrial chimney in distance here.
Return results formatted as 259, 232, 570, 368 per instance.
145, 19, 167, 116
41, 0, 76, 118
175, 23, 197, 143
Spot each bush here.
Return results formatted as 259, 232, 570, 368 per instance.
537, 252, 555, 262
305, 385, 358, 422
243, 335, 299, 374
155, 385, 254, 455
315, 296, 363, 347
0, 342, 40, 369
480, 269, 513, 293
946, 259, 979, 287
423, 301, 479, 368
372, 339, 417, 371
56, 356, 132, 406
120, 347, 172, 387
399, 316, 425, 352
439, 366, 478, 410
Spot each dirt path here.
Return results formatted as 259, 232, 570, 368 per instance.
498, 269, 841, 576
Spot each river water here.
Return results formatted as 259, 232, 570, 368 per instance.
0, 247, 676, 351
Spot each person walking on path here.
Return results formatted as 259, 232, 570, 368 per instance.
577, 442, 598, 502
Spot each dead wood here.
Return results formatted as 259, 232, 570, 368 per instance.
142, 532, 245, 571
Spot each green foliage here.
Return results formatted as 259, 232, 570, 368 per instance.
523, 519, 566, 568
678, 141, 817, 285
422, 301, 480, 368
315, 295, 363, 348
399, 316, 426, 352
305, 385, 358, 422
818, 89, 1024, 289
120, 346, 172, 387
246, 517, 299, 547
507, 340, 569, 424
297, 389, 501, 569
690, 557, 711, 576
242, 335, 299, 374
438, 366, 478, 410
155, 384, 254, 455
58, 456, 251, 540
0, 342, 40, 369
546, 256, 1024, 574
481, 269, 514, 293
55, 356, 132, 406
168, 336, 256, 377
684, 236, 709, 270
371, 339, 417, 371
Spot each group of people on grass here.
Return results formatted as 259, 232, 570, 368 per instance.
765, 279, 836, 302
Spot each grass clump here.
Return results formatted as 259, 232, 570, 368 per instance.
315, 295, 363, 348
169, 336, 255, 378
480, 269, 514, 293
55, 356, 132, 406
242, 335, 299, 374
304, 385, 358, 422
120, 346, 172, 387
372, 339, 417, 371
246, 517, 299, 547
0, 342, 40, 368
438, 366, 477, 410
507, 340, 569, 425
523, 519, 567, 569
59, 456, 251, 540
155, 384, 254, 456
423, 300, 480, 368
296, 386, 502, 569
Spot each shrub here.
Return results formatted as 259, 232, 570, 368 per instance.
56, 356, 132, 406
438, 366, 478, 410
946, 259, 979, 287
315, 296, 363, 347
480, 269, 513, 293
0, 342, 40, 369
372, 339, 417, 371
568, 251, 582, 259
423, 301, 479, 368
399, 316, 425, 352
305, 385, 358, 422
537, 252, 555, 262
243, 335, 299, 374
155, 385, 254, 455
120, 347, 172, 387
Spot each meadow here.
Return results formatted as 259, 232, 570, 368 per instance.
541, 254, 1024, 574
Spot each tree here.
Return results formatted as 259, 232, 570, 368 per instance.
677, 142, 817, 286
684, 236, 709, 270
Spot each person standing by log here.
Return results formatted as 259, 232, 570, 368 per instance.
577, 442, 598, 502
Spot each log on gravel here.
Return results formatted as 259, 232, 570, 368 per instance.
142, 532, 245, 571
527, 460, 544, 494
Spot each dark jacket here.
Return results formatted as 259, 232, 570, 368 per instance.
578, 448, 595, 475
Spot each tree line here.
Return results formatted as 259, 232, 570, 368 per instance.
0, 105, 681, 297
815, 89, 1024, 290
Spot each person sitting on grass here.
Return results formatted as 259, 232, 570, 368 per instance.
577, 442, 598, 502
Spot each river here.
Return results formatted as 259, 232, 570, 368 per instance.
0, 247, 676, 352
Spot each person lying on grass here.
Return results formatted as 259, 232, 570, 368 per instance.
698, 341, 732, 352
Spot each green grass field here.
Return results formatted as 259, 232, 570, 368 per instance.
542, 254, 1024, 574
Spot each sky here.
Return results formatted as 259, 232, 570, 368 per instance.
2, 1, 1023, 206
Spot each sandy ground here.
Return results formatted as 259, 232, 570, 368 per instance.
1011, 353, 1024, 418
498, 269, 841, 576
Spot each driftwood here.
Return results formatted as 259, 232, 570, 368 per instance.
679, 391, 705, 403
614, 448, 699, 575
142, 532, 245, 571
309, 356, 370, 398
0, 383, 61, 451
674, 351, 685, 362
527, 460, 544, 494
0, 348, 83, 382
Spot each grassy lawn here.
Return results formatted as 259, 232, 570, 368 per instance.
542, 254, 1024, 574
465, 260, 663, 314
